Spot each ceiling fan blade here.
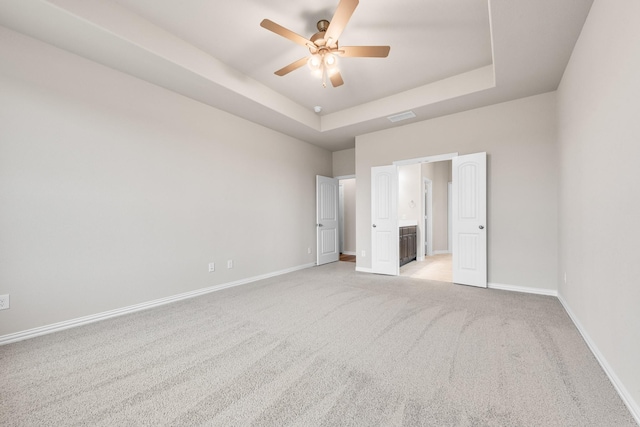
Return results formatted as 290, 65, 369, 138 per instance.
274, 57, 309, 76
330, 71, 344, 87
338, 46, 390, 58
324, 0, 359, 46
261, 19, 315, 49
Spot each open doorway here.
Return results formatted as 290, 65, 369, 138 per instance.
338, 177, 356, 263
398, 160, 453, 282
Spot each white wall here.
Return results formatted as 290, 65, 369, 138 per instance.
557, 0, 640, 418
398, 164, 421, 222
356, 92, 558, 292
0, 28, 332, 336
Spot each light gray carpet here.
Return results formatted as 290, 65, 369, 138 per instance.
0, 262, 636, 426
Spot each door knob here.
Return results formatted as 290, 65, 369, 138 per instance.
317, 224, 323, 227
479, 225, 484, 229
372, 224, 377, 228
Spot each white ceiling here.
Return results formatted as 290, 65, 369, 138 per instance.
0, 0, 593, 151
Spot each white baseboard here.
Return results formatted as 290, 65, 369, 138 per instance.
433, 250, 451, 255
355, 266, 373, 273
0, 263, 315, 346
557, 294, 640, 425
341, 251, 356, 256
488, 282, 558, 297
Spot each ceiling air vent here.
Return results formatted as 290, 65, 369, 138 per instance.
386, 111, 416, 123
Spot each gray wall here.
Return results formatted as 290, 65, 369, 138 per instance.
557, 0, 640, 414
332, 148, 355, 177
355, 92, 559, 292
0, 28, 332, 336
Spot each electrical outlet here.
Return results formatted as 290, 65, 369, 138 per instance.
0, 294, 9, 310
361, 250, 366, 257
227, 260, 233, 269
208, 262, 215, 272
307, 247, 312, 254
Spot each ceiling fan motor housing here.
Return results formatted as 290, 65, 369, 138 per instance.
311, 32, 327, 47
317, 19, 330, 32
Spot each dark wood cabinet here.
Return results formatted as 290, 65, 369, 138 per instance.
399, 226, 417, 266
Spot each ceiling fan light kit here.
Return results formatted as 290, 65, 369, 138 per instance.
308, 51, 339, 87
260, 0, 390, 88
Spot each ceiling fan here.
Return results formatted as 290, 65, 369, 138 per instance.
260, 0, 390, 88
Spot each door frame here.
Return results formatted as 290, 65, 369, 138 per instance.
395, 153, 458, 267
394, 152, 459, 167
448, 181, 452, 252
423, 177, 433, 259
336, 175, 356, 258
339, 182, 344, 254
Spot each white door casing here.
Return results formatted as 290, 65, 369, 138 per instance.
316, 175, 339, 265
423, 177, 433, 258
338, 183, 345, 253
371, 165, 399, 276
452, 152, 487, 287
448, 181, 452, 252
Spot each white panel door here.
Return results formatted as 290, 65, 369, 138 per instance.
371, 165, 398, 276
316, 175, 339, 265
452, 152, 487, 287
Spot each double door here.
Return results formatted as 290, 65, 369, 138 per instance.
371, 152, 486, 287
